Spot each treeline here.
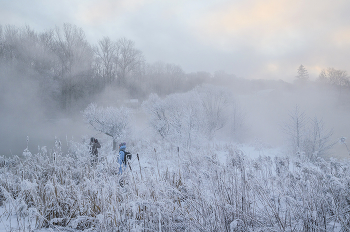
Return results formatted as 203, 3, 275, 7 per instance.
2, 24, 350, 116
297, 64, 350, 89
0, 24, 214, 116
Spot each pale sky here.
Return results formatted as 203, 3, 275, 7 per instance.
1, 0, 350, 81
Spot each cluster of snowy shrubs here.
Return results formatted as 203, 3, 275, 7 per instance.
83, 84, 245, 153
1, 137, 350, 231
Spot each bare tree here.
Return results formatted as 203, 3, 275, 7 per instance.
308, 117, 336, 157
283, 105, 307, 154
318, 67, 349, 98
284, 106, 336, 158
143, 62, 185, 96
93, 37, 117, 84
115, 37, 144, 86
52, 24, 94, 110
1, 25, 20, 63
53, 23, 93, 77
196, 85, 230, 140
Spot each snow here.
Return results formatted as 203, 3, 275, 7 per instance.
237, 143, 284, 159
1, 140, 348, 231
0, 203, 35, 232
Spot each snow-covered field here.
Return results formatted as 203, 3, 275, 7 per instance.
0, 139, 348, 231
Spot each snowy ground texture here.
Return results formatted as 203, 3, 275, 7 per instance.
0, 139, 348, 232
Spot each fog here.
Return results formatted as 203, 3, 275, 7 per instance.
2, 0, 350, 81
0, 65, 93, 156
2, 4, 350, 229
239, 82, 350, 156
1, 24, 350, 159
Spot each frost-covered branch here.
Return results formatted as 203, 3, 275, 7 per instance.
83, 103, 131, 149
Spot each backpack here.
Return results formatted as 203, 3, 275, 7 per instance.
123, 151, 132, 165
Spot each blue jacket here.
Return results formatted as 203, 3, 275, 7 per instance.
118, 145, 127, 174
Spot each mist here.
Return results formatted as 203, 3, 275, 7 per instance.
237, 80, 350, 156
3, 2, 350, 230
1, 24, 350, 159
0, 64, 92, 156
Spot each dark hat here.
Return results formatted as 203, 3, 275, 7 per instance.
119, 142, 126, 147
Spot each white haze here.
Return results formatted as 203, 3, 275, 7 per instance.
1, 2, 350, 231
0, 23, 349, 159
1, 0, 350, 80
2, 66, 350, 158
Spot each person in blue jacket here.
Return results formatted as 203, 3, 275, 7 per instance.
118, 142, 131, 174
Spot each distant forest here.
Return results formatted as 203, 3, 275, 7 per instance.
1, 23, 350, 160
0, 23, 217, 116
1, 23, 349, 118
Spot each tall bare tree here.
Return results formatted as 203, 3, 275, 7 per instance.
52, 24, 94, 110
94, 37, 117, 84
283, 105, 307, 154
2, 25, 20, 63
115, 37, 144, 86
53, 24, 92, 78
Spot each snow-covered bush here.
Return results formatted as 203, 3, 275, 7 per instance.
283, 105, 336, 159
142, 85, 243, 148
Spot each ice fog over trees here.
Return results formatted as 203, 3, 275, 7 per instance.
1, 24, 350, 231
0, 24, 210, 156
